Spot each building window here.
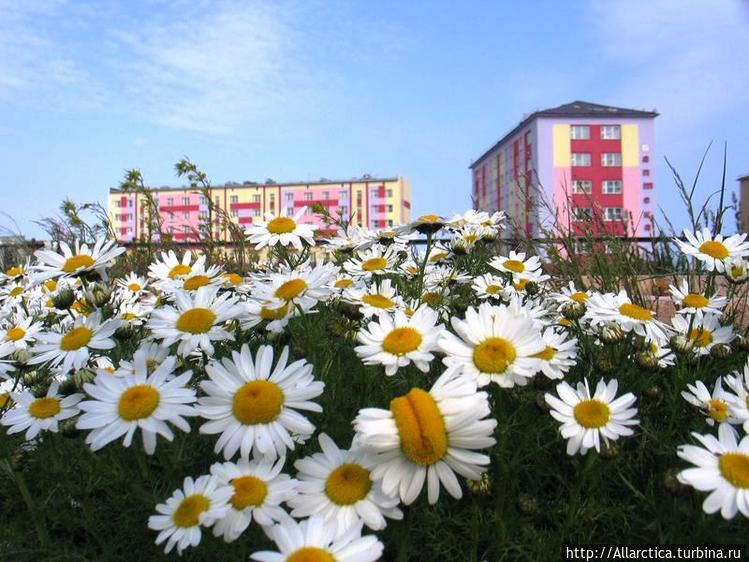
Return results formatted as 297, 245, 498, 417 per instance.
601, 125, 621, 140
198, 211, 208, 220
642, 155, 650, 163
231, 209, 239, 218
182, 197, 190, 205
323, 191, 329, 200
643, 169, 650, 177
128, 200, 133, 207
571, 180, 592, 194
388, 219, 393, 227
252, 208, 260, 217
603, 207, 623, 221
339, 206, 348, 215
386, 189, 393, 198
253, 194, 261, 203
304, 192, 313, 201
571, 153, 592, 167
573, 207, 593, 221
339, 190, 348, 199
574, 240, 592, 254
643, 197, 651, 204
304, 207, 312, 215
183, 225, 190, 234
286, 207, 294, 216
183, 212, 190, 219
214, 196, 220, 205
570, 126, 590, 140
114, 200, 121, 208
387, 204, 393, 212
230, 195, 238, 204
286, 192, 294, 201
602, 180, 622, 194
643, 182, 654, 190
601, 153, 622, 167
167, 197, 174, 206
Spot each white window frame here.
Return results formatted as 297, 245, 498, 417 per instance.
603, 207, 624, 221
252, 194, 261, 203
601, 125, 621, 140
304, 192, 313, 201
570, 126, 590, 140
573, 207, 592, 221
230, 195, 238, 204
602, 180, 622, 194
601, 153, 622, 167
571, 180, 592, 194
571, 153, 592, 167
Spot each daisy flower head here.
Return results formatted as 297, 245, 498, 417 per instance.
242, 298, 295, 333
354, 368, 497, 505
1, 381, 83, 440
117, 342, 171, 377
439, 302, 545, 388
471, 273, 507, 301
148, 474, 232, 555
33, 239, 125, 282
255, 261, 338, 310
28, 311, 120, 373
1, 259, 30, 282
246, 207, 316, 250
671, 314, 734, 356
209, 457, 297, 542
675, 228, 749, 272
397, 213, 446, 235
490, 250, 542, 277
251, 515, 384, 562
289, 433, 402, 537
343, 246, 397, 279
533, 327, 579, 380
198, 344, 324, 460
723, 364, 749, 432
551, 281, 591, 311
677, 423, 749, 519
669, 281, 727, 316
115, 272, 149, 299
724, 256, 749, 284
355, 307, 443, 376
165, 263, 225, 294
682, 379, 740, 427
545, 378, 639, 456
148, 250, 206, 285
148, 286, 241, 356
0, 315, 43, 350
76, 354, 196, 454
585, 289, 669, 342
342, 279, 403, 318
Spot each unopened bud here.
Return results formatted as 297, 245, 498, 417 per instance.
670, 334, 694, 355
634, 351, 660, 371
599, 323, 624, 345
710, 343, 732, 359
596, 358, 614, 373
733, 335, 749, 352
561, 300, 586, 320
87, 283, 112, 307
466, 472, 492, 496
524, 281, 539, 296
11, 348, 31, 365
517, 493, 539, 514
53, 288, 76, 310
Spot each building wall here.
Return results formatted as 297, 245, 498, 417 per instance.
739, 177, 749, 234
108, 177, 410, 242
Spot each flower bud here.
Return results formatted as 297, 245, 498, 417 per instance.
517, 493, 539, 514
53, 288, 76, 310
466, 472, 492, 496
634, 351, 660, 371
561, 300, 586, 320
670, 334, 694, 355
710, 343, 732, 359
599, 323, 624, 345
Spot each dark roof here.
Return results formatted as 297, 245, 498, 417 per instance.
469, 100, 659, 169
109, 176, 401, 193
739, 174, 749, 182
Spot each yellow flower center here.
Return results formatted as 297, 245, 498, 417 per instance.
28, 397, 61, 419
230, 475, 268, 510
361, 257, 387, 272
62, 254, 95, 273
175, 308, 216, 334
682, 293, 709, 309
570, 292, 589, 303
573, 399, 611, 428
127, 282, 142, 292
146, 359, 160, 373
502, 259, 525, 273
172, 494, 210, 528
224, 273, 243, 286
559, 318, 573, 326
689, 327, 713, 348
361, 294, 393, 309
0, 393, 12, 409
168, 264, 192, 278
464, 233, 478, 243
531, 346, 556, 361
121, 312, 137, 320
485, 284, 502, 295
43, 279, 57, 292
473, 337, 517, 374
287, 548, 335, 562
618, 303, 653, 321
182, 275, 211, 290
117, 385, 160, 421
6, 327, 26, 342
731, 265, 746, 278
334, 278, 353, 288
60, 326, 93, 351
5, 266, 23, 277
325, 463, 372, 506
9, 286, 23, 297
422, 292, 442, 307
275, 279, 307, 301
429, 252, 448, 262
708, 399, 729, 421
699, 240, 729, 260
418, 214, 441, 223
719, 453, 749, 488
514, 279, 529, 291
232, 380, 284, 425
267, 216, 296, 234
382, 327, 423, 355
391, 388, 448, 465
260, 303, 289, 321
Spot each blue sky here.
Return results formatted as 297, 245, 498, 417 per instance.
1, 0, 748, 238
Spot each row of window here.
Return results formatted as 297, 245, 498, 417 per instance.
572, 207, 624, 221
570, 125, 621, 140
571, 153, 622, 167
571, 180, 622, 194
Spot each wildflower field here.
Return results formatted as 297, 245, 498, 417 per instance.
1, 181, 749, 560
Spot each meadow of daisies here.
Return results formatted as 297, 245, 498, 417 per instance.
1, 208, 749, 561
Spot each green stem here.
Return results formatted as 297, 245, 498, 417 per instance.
417, 232, 434, 302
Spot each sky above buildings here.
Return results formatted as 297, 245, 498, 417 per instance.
1, 0, 748, 238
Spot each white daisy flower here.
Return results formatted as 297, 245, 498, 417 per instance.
241, 299, 295, 333
724, 364, 749, 432
550, 281, 591, 310
533, 327, 578, 380
1, 381, 83, 440
1, 260, 30, 282
438, 302, 545, 388
354, 368, 497, 505
343, 246, 398, 279
682, 379, 740, 427
115, 272, 149, 298
148, 286, 241, 356
33, 239, 125, 281
198, 344, 324, 460
289, 433, 402, 537
116, 342, 172, 377
0, 315, 43, 350
246, 207, 316, 250
343, 279, 403, 318
28, 311, 120, 373
724, 256, 749, 283
584, 290, 669, 342
251, 515, 384, 562
148, 250, 207, 284
471, 273, 506, 301
148, 475, 232, 555
210, 457, 297, 543
669, 281, 727, 316
677, 423, 749, 519
545, 378, 639, 456
76, 354, 196, 454
355, 307, 443, 376
671, 314, 734, 355
166, 263, 225, 293
255, 262, 338, 310
675, 228, 749, 272
489, 250, 542, 277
